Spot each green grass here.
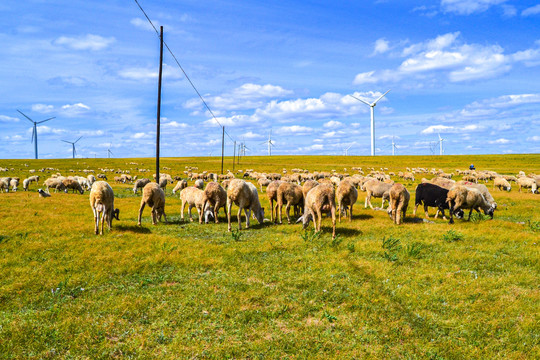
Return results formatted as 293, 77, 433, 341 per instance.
0, 154, 539, 359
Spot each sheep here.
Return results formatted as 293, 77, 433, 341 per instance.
133, 178, 151, 194
138, 182, 167, 225
180, 186, 212, 223
257, 177, 271, 193
62, 179, 84, 194
302, 180, 319, 199
44, 178, 66, 193
275, 182, 304, 224
158, 177, 168, 190
265, 180, 283, 223
87, 174, 96, 186
336, 180, 358, 222
517, 177, 538, 193
38, 188, 51, 198
387, 183, 410, 225
493, 177, 511, 192
296, 184, 336, 239
202, 182, 227, 223
89, 181, 120, 235
362, 179, 392, 210
0, 177, 10, 192
23, 178, 31, 191
194, 179, 204, 190
428, 177, 456, 190
9, 178, 19, 192
413, 183, 463, 220
172, 179, 188, 194
402, 172, 415, 182
227, 179, 265, 231
457, 182, 497, 209
447, 185, 495, 224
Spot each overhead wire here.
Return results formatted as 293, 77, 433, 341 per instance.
133, 0, 236, 143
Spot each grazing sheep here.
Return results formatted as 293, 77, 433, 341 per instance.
428, 177, 456, 190
221, 179, 231, 190
387, 183, 410, 225
44, 178, 66, 193
266, 180, 283, 223
447, 185, 495, 224
457, 182, 497, 209
227, 179, 265, 231
62, 179, 84, 194
23, 175, 40, 191
87, 174, 96, 186
133, 178, 151, 194
402, 172, 415, 182
493, 177, 511, 192
180, 186, 211, 223
362, 179, 392, 209
0, 178, 10, 192
517, 177, 538, 193
297, 184, 336, 239
138, 182, 167, 225
172, 179, 188, 194
276, 182, 304, 224
257, 177, 271, 193
202, 182, 227, 223
336, 180, 358, 222
159, 177, 168, 190
194, 179, 204, 190
89, 181, 120, 235
302, 180, 319, 199
413, 183, 463, 220
9, 178, 19, 192
23, 178, 31, 191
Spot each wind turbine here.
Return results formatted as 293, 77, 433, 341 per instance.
62, 136, 83, 159
260, 130, 275, 155
344, 143, 353, 156
17, 110, 55, 159
391, 136, 397, 156
107, 143, 114, 158
349, 90, 391, 156
438, 133, 445, 155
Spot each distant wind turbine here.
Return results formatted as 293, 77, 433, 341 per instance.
260, 130, 275, 155
62, 136, 83, 159
392, 136, 397, 156
107, 143, 114, 158
344, 143, 353, 156
349, 90, 390, 156
438, 133, 445, 155
17, 109, 55, 159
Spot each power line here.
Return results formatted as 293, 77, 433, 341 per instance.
133, 0, 236, 143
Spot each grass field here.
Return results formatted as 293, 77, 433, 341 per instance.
1, 154, 539, 359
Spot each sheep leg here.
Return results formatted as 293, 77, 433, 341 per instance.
237, 207, 243, 230
413, 203, 418, 217
93, 207, 99, 235
338, 201, 342, 223
276, 202, 282, 224
188, 204, 194, 222
100, 210, 106, 235
181, 200, 186, 221
162, 209, 168, 224
138, 202, 146, 226
151, 208, 158, 225
227, 198, 233, 232
245, 208, 251, 228
467, 208, 473, 221
364, 194, 369, 208
331, 205, 336, 239
315, 208, 322, 232
198, 205, 203, 224
349, 203, 353, 222
214, 203, 220, 223
286, 202, 292, 224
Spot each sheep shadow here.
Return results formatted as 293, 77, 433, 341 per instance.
335, 227, 363, 237
115, 225, 152, 234
351, 214, 373, 220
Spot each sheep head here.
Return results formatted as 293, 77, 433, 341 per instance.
113, 208, 120, 221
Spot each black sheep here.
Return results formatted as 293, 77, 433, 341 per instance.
414, 183, 463, 220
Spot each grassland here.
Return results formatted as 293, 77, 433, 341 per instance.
0, 154, 539, 359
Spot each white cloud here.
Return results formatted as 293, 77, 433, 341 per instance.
379, 135, 400, 139
421, 124, 483, 134
323, 120, 343, 128
163, 121, 189, 128
203, 114, 257, 128
35, 125, 66, 135
275, 125, 313, 135
527, 136, 540, 141
0, 115, 19, 123
119, 64, 182, 81
78, 130, 104, 136
4, 135, 23, 141
130, 18, 155, 31
522, 4, 540, 16
489, 138, 510, 144
133, 132, 151, 139
440, 0, 507, 15
421, 125, 454, 134
372, 38, 390, 55
241, 131, 263, 139
54, 34, 115, 51
32, 104, 54, 113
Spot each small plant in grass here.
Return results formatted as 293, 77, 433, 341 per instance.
330, 234, 343, 248
323, 311, 337, 323
405, 242, 424, 258
347, 242, 356, 253
231, 229, 243, 241
443, 229, 464, 242
300, 228, 321, 243
382, 236, 402, 262
527, 220, 540, 232
470, 212, 491, 223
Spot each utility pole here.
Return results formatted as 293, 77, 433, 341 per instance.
155, 26, 163, 183
221, 126, 225, 175
233, 140, 236, 172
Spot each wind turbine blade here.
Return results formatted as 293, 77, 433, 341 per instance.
349, 94, 371, 106
17, 110, 35, 124
373, 89, 391, 105
61, 140, 71, 144
74, 136, 83, 144
31, 127, 36, 143
37, 117, 55, 124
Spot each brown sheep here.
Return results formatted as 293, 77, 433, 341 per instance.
297, 184, 336, 239
447, 185, 495, 224
138, 182, 167, 225
62, 179, 84, 194
257, 177, 271, 193
172, 179, 188, 194
266, 180, 283, 223
362, 179, 392, 209
302, 180, 319, 199
89, 181, 119, 235
276, 182, 304, 224
227, 179, 265, 231
336, 180, 358, 222
387, 183, 410, 225
44, 178, 66, 193
202, 182, 227, 223
493, 177, 511, 191
180, 187, 207, 223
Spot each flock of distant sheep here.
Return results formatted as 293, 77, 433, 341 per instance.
1, 165, 538, 238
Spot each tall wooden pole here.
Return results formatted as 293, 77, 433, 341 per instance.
156, 26, 163, 183
221, 126, 225, 175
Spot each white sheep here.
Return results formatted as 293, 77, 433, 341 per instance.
362, 179, 392, 209
336, 179, 358, 222
180, 186, 212, 223
387, 183, 410, 225
447, 185, 495, 224
138, 182, 167, 225
493, 177, 511, 191
172, 179, 188, 194
226, 179, 265, 231
517, 177, 538, 193
296, 183, 336, 239
133, 178, 151, 194
89, 181, 120, 235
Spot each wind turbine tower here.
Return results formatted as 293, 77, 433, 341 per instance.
261, 130, 275, 155
392, 136, 397, 156
62, 136, 83, 159
438, 133, 445, 155
107, 143, 114, 158
349, 90, 390, 156
344, 144, 353, 156
17, 110, 55, 159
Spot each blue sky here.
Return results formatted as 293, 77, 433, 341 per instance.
1, 0, 540, 159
